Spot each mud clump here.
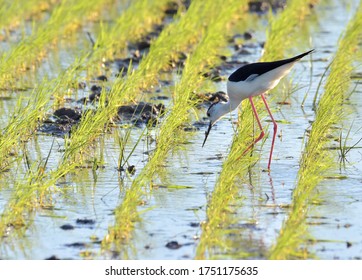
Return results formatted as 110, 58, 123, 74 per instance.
88, 85, 103, 102
165, 241, 182, 250
40, 100, 165, 136
60, 224, 75, 231
76, 218, 96, 225
248, 1, 286, 14
117, 102, 165, 126
45, 255, 61, 260
53, 108, 82, 124
65, 242, 87, 248
40, 107, 84, 136
96, 75, 108, 82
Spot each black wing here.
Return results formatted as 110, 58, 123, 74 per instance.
228, 50, 314, 82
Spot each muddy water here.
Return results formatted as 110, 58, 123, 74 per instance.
1, 0, 361, 259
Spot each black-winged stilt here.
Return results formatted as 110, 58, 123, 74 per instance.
203, 50, 314, 170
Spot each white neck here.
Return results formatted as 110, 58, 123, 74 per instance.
209, 83, 247, 125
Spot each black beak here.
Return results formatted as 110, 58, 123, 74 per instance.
202, 121, 212, 147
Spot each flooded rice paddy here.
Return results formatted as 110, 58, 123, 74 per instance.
0, 0, 361, 260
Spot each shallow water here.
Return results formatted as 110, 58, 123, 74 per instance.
0, 0, 361, 260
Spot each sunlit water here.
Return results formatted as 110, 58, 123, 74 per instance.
0, 0, 361, 259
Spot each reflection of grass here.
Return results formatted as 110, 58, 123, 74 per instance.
102, 0, 249, 255
269, 1, 362, 259
196, 0, 318, 259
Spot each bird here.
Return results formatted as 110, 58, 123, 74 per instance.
202, 50, 314, 170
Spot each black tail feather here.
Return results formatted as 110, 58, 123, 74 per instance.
292, 49, 315, 61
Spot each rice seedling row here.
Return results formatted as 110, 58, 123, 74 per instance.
0, 0, 118, 90
0, 0, 148, 173
269, 0, 362, 259
0, 0, 177, 171
47, 0, 242, 194
0, 0, 174, 242
40, 0, 249, 257
27, 0, 249, 256
0, 0, 224, 252
195, 0, 320, 259
0, 0, 55, 37
101, 0, 249, 256
49, 0, 222, 183
0, 0, 361, 260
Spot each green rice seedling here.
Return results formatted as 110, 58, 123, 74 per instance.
0, 0, 54, 38
301, 48, 315, 107
95, 0, 174, 61
43, 0, 171, 103
0, 163, 78, 240
101, 0, 249, 255
0, 0, 119, 241
78, 0, 174, 80
31, 0, 176, 102
0, 0, 118, 89
62, 0, 241, 167
56, 0, 224, 144
0, 82, 55, 172
311, 59, 333, 109
134, 1, 249, 185
0, 0, 173, 241
116, 122, 148, 174
339, 129, 362, 164
196, 0, 320, 259
98, 0, 232, 105
262, 0, 319, 61
269, 1, 362, 260
195, 107, 259, 259
337, 121, 361, 164
0, 57, 95, 174
3, 0, 162, 169
0, 70, 94, 238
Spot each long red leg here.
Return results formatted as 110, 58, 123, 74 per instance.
261, 94, 278, 170
249, 97, 265, 144
239, 97, 265, 158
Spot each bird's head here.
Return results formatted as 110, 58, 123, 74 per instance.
207, 101, 226, 125
202, 101, 228, 147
